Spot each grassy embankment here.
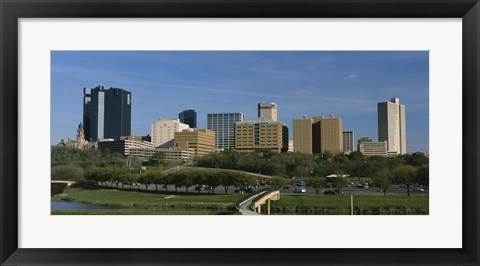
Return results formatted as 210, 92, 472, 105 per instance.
269, 195, 429, 215
52, 187, 241, 215
54, 187, 429, 215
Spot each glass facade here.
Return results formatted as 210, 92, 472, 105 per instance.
207, 112, 244, 151
83, 86, 131, 141
179, 109, 197, 128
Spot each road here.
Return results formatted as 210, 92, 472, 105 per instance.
280, 184, 429, 196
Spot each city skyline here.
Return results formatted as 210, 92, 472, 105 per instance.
51, 51, 429, 153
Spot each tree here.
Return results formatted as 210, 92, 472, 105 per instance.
145, 169, 164, 191
333, 176, 349, 195
110, 168, 129, 188
235, 173, 256, 191
373, 169, 393, 195
306, 176, 325, 195
393, 165, 417, 196
204, 170, 221, 194
120, 173, 137, 189
270, 177, 288, 189
407, 152, 429, 167
218, 171, 235, 195
138, 171, 156, 191
51, 165, 84, 181
415, 165, 429, 186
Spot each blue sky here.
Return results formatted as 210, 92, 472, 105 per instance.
51, 51, 429, 153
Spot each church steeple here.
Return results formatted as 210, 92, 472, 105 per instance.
76, 122, 85, 142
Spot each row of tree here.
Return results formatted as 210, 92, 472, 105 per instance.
195, 150, 429, 185
80, 167, 261, 195
304, 164, 428, 196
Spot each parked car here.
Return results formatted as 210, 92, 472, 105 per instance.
322, 190, 337, 195
399, 184, 407, 189
204, 186, 212, 191
233, 189, 240, 194
413, 187, 425, 192
293, 187, 306, 193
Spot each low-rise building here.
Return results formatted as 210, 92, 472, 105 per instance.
156, 148, 195, 161
358, 141, 388, 156
173, 129, 216, 156
98, 139, 155, 156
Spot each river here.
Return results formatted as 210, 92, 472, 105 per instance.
51, 201, 129, 211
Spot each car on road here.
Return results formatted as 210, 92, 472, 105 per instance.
399, 184, 407, 189
322, 190, 337, 195
293, 187, 306, 193
356, 183, 368, 188
413, 187, 425, 192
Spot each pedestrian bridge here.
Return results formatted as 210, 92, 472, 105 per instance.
236, 188, 280, 215
51, 180, 76, 186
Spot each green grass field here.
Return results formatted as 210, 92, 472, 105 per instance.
272, 195, 429, 208
61, 187, 241, 207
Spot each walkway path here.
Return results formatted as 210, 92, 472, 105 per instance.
238, 198, 261, 215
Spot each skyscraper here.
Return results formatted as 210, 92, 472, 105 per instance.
179, 109, 197, 128
207, 112, 245, 151
377, 98, 406, 155
343, 130, 354, 152
293, 115, 343, 155
83, 86, 131, 141
317, 115, 343, 155
258, 102, 277, 121
293, 116, 313, 154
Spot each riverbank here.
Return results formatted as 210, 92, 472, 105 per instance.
54, 187, 240, 214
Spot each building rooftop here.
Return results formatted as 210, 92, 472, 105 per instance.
235, 116, 286, 125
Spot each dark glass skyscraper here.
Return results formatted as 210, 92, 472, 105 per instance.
179, 109, 197, 128
83, 86, 131, 141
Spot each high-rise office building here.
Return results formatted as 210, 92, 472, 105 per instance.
378, 98, 406, 155
318, 115, 343, 155
258, 102, 278, 121
235, 117, 288, 153
293, 115, 343, 155
293, 116, 313, 153
207, 112, 245, 151
83, 86, 131, 141
179, 109, 197, 128
343, 130, 354, 152
151, 118, 190, 148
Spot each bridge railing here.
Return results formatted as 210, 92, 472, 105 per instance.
249, 187, 278, 210
235, 187, 272, 208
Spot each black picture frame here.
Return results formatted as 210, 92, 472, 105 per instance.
1, 0, 479, 265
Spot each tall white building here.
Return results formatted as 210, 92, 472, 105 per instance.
151, 118, 189, 148
377, 98, 406, 155
258, 102, 277, 121
207, 113, 245, 151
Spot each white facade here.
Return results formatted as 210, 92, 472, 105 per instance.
359, 141, 388, 157
377, 98, 406, 155
151, 118, 189, 148
258, 102, 278, 121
